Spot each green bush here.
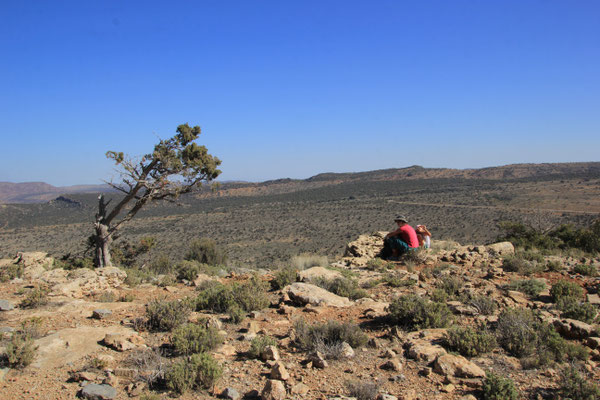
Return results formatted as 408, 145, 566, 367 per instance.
496, 308, 541, 357
559, 366, 600, 400
111, 237, 156, 268
573, 264, 598, 276
170, 323, 223, 355
501, 255, 543, 276
467, 294, 497, 316
166, 353, 223, 394
176, 260, 201, 282
366, 258, 390, 271
546, 259, 563, 272
482, 372, 519, 400
248, 335, 277, 359
195, 277, 270, 318
446, 325, 496, 357
550, 280, 583, 303
558, 298, 598, 323
150, 253, 174, 275
0, 262, 24, 282
312, 276, 368, 300
19, 286, 50, 309
271, 266, 297, 290
382, 273, 416, 288
430, 288, 448, 303
97, 291, 117, 303
3, 332, 37, 369
146, 299, 192, 332
294, 319, 368, 358
388, 295, 452, 330
185, 238, 227, 266
123, 267, 155, 286
345, 380, 379, 400
506, 279, 546, 297
439, 276, 463, 297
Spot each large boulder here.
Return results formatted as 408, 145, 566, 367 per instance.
342, 232, 386, 266
433, 354, 485, 378
284, 283, 353, 307
487, 242, 515, 255
297, 266, 342, 283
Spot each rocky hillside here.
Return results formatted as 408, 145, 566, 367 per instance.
0, 237, 599, 400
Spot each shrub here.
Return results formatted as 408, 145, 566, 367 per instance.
496, 308, 540, 357
195, 281, 236, 313
558, 298, 598, 323
146, 299, 192, 332
290, 254, 328, 270
123, 267, 155, 286
170, 323, 223, 356
97, 291, 117, 303
119, 293, 136, 302
125, 348, 167, 386
501, 255, 543, 276
166, 353, 222, 394
468, 294, 497, 316
195, 276, 270, 318
3, 332, 37, 369
559, 366, 600, 400
446, 325, 496, 357
573, 264, 598, 276
482, 372, 519, 400
294, 319, 368, 358
388, 295, 452, 330
439, 276, 463, 297
20, 286, 49, 309
0, 262, 24, 282
312, 276, 368, 300
430, 288, 448, 303
345, 380, 379, 400
20, 317, 44, 339
550, 280, 583, 303
382, 273, 416, 288
231, 276, 270, 312
111, 237, 156, 268
506, 279, 546, 297
248, 335, 277, 359
185, 238, 227, 266
366, 258, 390, 271
271, 266, 297, 290
150, 253, 174, 275
546, 259, 563, 272
176, 260, 201, 282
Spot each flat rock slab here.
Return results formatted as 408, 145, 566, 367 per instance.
433, 354, 485, 378
80, 383, 117, 400
0, 300, 15, 311
297, 266, 342, 283
284, 283, 353, 307
92, 309, 112, 319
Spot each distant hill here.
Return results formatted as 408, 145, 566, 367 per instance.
0, 182, 113, 203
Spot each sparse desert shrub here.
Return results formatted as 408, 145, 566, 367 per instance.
140, 394, 162, 400
468, 294, 497, 316
150, 253, 174, 275
20, 317, 44, 339
125, 348, 167, 386
19, 286, 49, 309
123, 267, 155, 287
573, 264, 598, 276
366, 258, 390, 271
271, 266, 297, 290
170, 323, 223, 355
482, 372, 519, 400
119, 293, 135, 302
111, 236, 156, 268
312, 276, 368, 300
0, 262, 24, 282
496, 308, 540, 357
546, 259, 563, 272
88, 357, 109, 370
176, 260, 201, 282
185, 238, 227, 266
97, 291, 117, 303
518, 249, 545, 263
382, 273, 416, 288
506, 279, 546, 297
345, 380, 379, 400
388, 295, 452, 330
559, 365, 600, 400
558, 298, 598, 323
166, 353, 222, 394
248, 335, 277, 359
195, 281, 236, 313
550, 280, 583, 303
430, 288, 448, 303
294, 318, 368, 358
290, 254, 328, 270
3, 332, 37, 369
231, 275, 270, 312
501, 255, 543, 276
446, 325, 496, 357
195, 276, 269, 318
439, 275, 464, 297
146, 299, 192, 332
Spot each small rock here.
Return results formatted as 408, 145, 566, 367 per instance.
441, 383, 455, 393
308, 351, 328, 369
80, 383, 117, 400
382, 349, 396, 358
0, 300, 15, 311
71, 371, 98, 382
380, 358, 402, 372
92, 309, 112, 320
102, 372, 118, 387
270, 362, 290, 380
340, 342, 355, 358
261, 345, 280, 361
261, 379, 286, 400
291, 383, 310, 395
378, 395, 398, 400
101, 334, 136, 352
126, 382, 146, 397
420, 367, 432, 376
222, 387, 241, 400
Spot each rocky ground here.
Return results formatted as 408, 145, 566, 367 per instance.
0, 237, 599, 400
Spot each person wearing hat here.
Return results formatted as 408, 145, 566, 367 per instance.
384, 215, 419, 258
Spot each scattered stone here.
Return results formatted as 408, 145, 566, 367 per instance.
587, 293, 600, 305
308, 352, 328, 369
222, 387, 241, 400
101, 333, 137, 352
0, 300, 15, 311
433, 354, 485, 378
340, 341, 355, 358
291, 383, 310, 395
406, 341, 447, 363
79, 383, 117, 400
71, 371, 98, 382
554, 319, 595, 339
126, 382, 146, 397
102, 372, 118, 387
285, 282, 353, 307
441, 384, 456, 393
298, 266, 342, 283
262, 345, 280, 361
380, 358, 402, 372
378, 394, 398, 400
586, 337, 600, 349
261, 379, 286, 400
92, 309, 112, 320
270, 362, 290, 381
487, 242, 515, 255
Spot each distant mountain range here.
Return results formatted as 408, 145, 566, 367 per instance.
2, 162, 599, 204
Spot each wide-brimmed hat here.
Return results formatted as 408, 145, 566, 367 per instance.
394, 215, 408, 223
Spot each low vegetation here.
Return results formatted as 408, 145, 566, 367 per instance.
170, 323, 223, 355
146, 299, 192, 332
312, 276, 368, 300
165, 353, 222, 394
445, 325, 496, 357
19, 286, 49, 309
482, 372, 519, 400
248, 335, 277, 359
294, 319, 368, 359
506, 278, 546, 297
388, 295, 452, 330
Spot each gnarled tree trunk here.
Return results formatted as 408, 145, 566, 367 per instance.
94, 195, 113, 268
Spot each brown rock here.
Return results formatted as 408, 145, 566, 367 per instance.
380, 358, 402, 371
433, 354, 485, 378
270, 362, 290, 381
101, 334, 136, 352
261, 379, 286, 400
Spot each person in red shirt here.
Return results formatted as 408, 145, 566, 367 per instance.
384, 215, 419, 258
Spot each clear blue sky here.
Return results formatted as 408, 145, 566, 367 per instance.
1, 0, 599, 186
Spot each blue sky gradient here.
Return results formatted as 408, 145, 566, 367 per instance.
1, 1, 599, 185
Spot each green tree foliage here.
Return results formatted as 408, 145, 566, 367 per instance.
91, 124, 221, 268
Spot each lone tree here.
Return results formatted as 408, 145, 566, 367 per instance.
91, 123, 221, 268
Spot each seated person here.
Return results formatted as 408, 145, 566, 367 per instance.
384, 215, 419, 258
415, 224, 432, 249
